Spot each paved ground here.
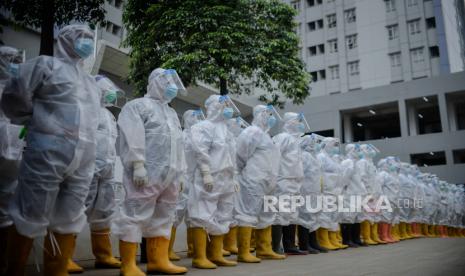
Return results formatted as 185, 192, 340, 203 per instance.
26, 237, 465, 276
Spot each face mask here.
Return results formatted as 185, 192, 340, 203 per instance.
369, 151, 376, 158
8, 63, 19, 77
223, 107, 234, 119
74, 38, 94, 59
164, 84, 178, 101
104, 90, 117, 104
314, 143, 321, 152
358, 152, 364, 159
331, 147, 339, 155
389, 165, 397, 172
267, 116, 277, 128
297, 122, 305, 133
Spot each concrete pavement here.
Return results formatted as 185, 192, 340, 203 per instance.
26, 237, 465, 276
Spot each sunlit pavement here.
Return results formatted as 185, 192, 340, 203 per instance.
26, 237, 465, 276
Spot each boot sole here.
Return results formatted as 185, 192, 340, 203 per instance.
147, 270, 187, 275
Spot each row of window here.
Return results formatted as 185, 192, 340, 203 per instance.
385, 0, 425, 13
105, 22, 122, 36
308, 34, 357, 56
387, 17, 436, 40
309, 61, 359, 82
389, 46, 440, 68
411, 149, 465, 167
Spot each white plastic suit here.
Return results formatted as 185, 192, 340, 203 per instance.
187, 95, 236, 235
1, 25, 100, 238
0, 46, 25, 229
356, 144, 383, 223
340, 144, 367, 224
174, 110, 203, 228
234, 105, 280, 228
272, 112, 305, 226
398, 163, 416, 223
297, 135, 324, 232
113, 68, 186, 242
376, 157, 401, 224
316, 137, 342, 231
408, 165, 425, 223
84, 75, 119, 231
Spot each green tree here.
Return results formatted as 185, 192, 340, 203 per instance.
124, 0, 310, 104
1, 0, 106, 55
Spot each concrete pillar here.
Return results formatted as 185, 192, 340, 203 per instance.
343, 113, 353, 143
437, 92, 450, 133
407, 103, 418, 136
398, 100, 409, 137
334, 111, 342, 140
447, 97, 457, 131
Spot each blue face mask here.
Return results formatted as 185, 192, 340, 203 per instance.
358, 152, 364, 159
389, 165, 397, 172
164, 84, 178, 101
297, 122, 306, 133
8, 63, 19, 77
331, 147, 340, 155
267, 116, 277, 128
223, 107, 234, 119
74, 38, 94, 59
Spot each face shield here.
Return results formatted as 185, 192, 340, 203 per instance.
310, 133, 325, 153
0, 46, 24, 78
95, 75, 125, 107
265, 104, 282, 129
183, 109, 205, 129
219, 95, 241, 119
367, 144, 380, 158
148, 68, 187, 102
322, 137, 340, 156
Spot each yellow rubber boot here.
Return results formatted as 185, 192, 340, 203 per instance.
207, 235, 237, 266
405, 224, 414, 238
336, 229, 343, 243
119, 240, 145, 276
399, 223, 408, 240
361, 221, 377, 245
390, 224, 399, 241
237, 227, 261, 263
91, 228, 121, 268
428, 225, 436, 237
250, 229, 256, 252
329, 231, 348, 249
146, 237, 187, 274
191, 228, 217, 269
5, 226, 34, 276
421, 224, 430, 237
44, 232, 76, 276
187, 228, 194, 258
168, 227, 181, 261
255, 226, 286, 260
317, 228, 338, 250
67, 259, 84, 274
371, 223, 386, 244
224, 227, 238, 255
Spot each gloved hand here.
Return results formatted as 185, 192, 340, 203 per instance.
133, 161, 149, 187
234, 181, 240, 192
200, 164, 214, 192
19, 126, 27, 140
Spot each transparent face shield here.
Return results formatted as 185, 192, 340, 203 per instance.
266, 105, 282, 121
193, 109, 206, 121
298, 112, 310, 133
156, 69, 187, 96
310, 133, 325, 152
219, 95, 241, 117
95, 75, 125, 107
235, 116, 250, 129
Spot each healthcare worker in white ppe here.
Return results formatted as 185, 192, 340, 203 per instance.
67, 75, 123, 273
234, 105, 286, 263
1, 24, 101, 276
0, 46, 25, 275
169, 109, 205, 261
114, 68, 188, 275
272, 112, 308, 255
188, 94, 239, 269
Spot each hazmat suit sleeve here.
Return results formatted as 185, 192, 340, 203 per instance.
117, 100, 147, 166
340, 159, 354, 191
235, 127, 260, 172
1, 57, 51, 124
190, 122, 213, 169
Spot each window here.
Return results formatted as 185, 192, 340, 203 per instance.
317, 0, 322, 4
385, 0, 396, 12
310, 71, 318, 82
408, 19, 421, 35
411, 47, 424, 63
318, 44, 325, 54
426, 17, 436, 29
328, 39, 338, 53
429, 46, 440, 58
308, 46, 317, 56
329, 65, 339, 79
327, 14, 337, 28
453, 149, 465, 164
348, 61, 360, 76
106, 22, 113, 32
346, 34, 357, 50
317, 19, 324, 29
319, 70, 326, 80
291, 0, 300, 10
407, 0, 417, 7
389, 52, 401, 67
307, 0, 315, 7
308, 21, 316, 31
417, 105, 442, 134
411, 152, 446, 167
387, 24, 399, 40
311, 129, 334, 137
295, 23, 302, 36
114, 0, 123, 8
345, 8, 356, 24
112, 24, 122, 36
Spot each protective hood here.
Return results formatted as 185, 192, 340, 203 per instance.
55, 24, 95, 64
204, 94, 238, 122
95, 75, 124, 107
183, 109, 204, 130
227, 117, 249, 137
252, 105, 270, 132
0, 46, 22, 82
282, 112, 304, 135
345, 143, 360, 160
322, 137, 340, 156
300, 135, 313, 153
146, 68, 186, 103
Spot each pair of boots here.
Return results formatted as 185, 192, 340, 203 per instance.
5, 226, 86, 276
297, 226, 329, 253
236, 226, 285, 263
361, 221, 377, 245
341, 224, 360, 248
67, 228, 121, 273
191, 227, 236, 269
272, 225, 307, 255
120, 236, 187, 276
378, 223, 396, 243
316, 228, 344, 250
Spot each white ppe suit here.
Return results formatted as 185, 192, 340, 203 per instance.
1, 25, 100, 238
113, 68, 186, 242
376, 157, 401, 224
